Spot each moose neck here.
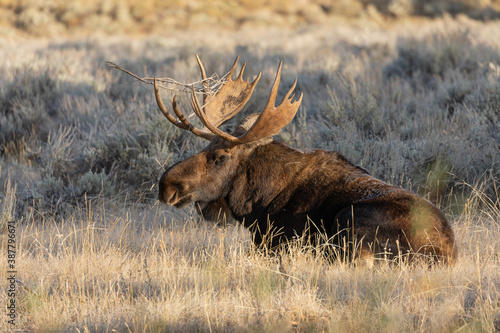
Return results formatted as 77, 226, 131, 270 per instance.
225, 141, 374, 222
224, 141, 300, 217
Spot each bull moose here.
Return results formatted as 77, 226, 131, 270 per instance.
154, 56, 457, 264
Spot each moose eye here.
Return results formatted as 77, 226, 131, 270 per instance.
215, 154, 228, 166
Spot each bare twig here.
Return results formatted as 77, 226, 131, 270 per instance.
106, 61, 228, 97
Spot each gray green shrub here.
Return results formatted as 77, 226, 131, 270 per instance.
77, 170, 115, 196
1, 27, 498, 217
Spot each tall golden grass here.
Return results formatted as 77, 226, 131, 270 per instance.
1, 172, 499, 332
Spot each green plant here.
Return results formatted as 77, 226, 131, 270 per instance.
77, 170, 115, 197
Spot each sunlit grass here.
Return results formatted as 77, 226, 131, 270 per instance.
3, 0, 500, 38
0, 174, 499, 331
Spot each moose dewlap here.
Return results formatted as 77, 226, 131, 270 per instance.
154, 55, 457, 264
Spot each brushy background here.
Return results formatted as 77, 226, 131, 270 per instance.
1, 1, 499, 332
3, 0, 500, 36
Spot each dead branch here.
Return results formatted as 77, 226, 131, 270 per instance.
106, 61, 228, 97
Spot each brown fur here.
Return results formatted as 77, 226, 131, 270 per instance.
159, 136, 457, 264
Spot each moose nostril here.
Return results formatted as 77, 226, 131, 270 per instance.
167, 190, 177, 205
159, 188, 178, 205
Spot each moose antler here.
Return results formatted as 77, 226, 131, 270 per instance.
195, 55, 262, 128
235, 61, 303, 143
154, 78, 214, 140
154, 56, 303, 144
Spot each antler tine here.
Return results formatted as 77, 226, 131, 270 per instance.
238, 62, 246, 80
154, 78, 214, 141
195, 54, 208, 80
190, 89, 241, 143
284, 78, 298, 101
227, 56, 240, 80
198, 54, 239, 83
265, 60, 283, 108
154, 78, 182, 125
171, 95, 191, 128
236, 61, 303, 143
195, 54, 209, 106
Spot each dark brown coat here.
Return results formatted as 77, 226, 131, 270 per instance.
159, 137, 457, 264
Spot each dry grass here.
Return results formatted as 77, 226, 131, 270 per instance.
0, 175, 499, 332
2, 0, 500, 37
0, 13, 499, 333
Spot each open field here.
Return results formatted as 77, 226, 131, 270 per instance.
1, 10, 500, 333
3, 0, 500, 38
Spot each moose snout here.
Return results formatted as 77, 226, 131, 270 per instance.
158, 171, 188, 206
158, 173, 176, 205
159, 187, 177, 205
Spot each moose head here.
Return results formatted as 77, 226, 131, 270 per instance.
156, 56, 301, 218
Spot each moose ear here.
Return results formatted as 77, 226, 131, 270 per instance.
230, 114, 260, 138
238, 114, 260, 131
231, 113, 273, 147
